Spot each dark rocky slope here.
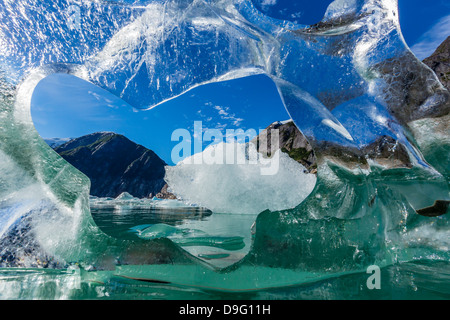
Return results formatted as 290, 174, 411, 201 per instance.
423, 36, 450, 90
55, 132, 168, 198
252, 120, 317, 172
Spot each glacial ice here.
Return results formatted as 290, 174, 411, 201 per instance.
0, 0, 449, 291
89, 193, 202, 209
165, 141, 317, 214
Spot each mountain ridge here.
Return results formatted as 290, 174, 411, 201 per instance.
423, 35, 450, 90
54, 132, 171, 199
46, 37, 450, 197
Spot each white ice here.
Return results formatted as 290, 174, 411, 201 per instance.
164, 141, 316, 214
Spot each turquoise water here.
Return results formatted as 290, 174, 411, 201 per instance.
90, 201, 257, 268
0, 256, 448, 300
0, 0, 449, 302
0, 200, 448, 300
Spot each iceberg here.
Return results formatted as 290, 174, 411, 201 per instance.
0, 0, 448, 294
165, 141, 317, 214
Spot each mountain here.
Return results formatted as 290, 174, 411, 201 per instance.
251, 120, 317, 172
44, 137, 73, 149
46, 38, 449, 196
361, 135, 412, 168
423, 36, 450, 90
253, 120, 415, 171
54, 132, 169, 198
251, 37, 450, 172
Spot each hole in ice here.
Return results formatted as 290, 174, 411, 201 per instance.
251, 0, 335, 26
30, 72, 317, 267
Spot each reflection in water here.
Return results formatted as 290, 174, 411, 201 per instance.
90, 198, 258, 269
90, 205, 213, 239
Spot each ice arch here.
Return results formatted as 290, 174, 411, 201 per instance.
0, 0, 449, 283
3, 0, 447, 211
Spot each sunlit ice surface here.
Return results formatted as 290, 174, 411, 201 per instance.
0, 0, 449, 299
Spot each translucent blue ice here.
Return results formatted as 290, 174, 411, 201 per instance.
0, 0, 448, 281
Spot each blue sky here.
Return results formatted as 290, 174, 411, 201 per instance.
398, 0, 450, 59
31, 1, 450, 165
32, 73, 288, 165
